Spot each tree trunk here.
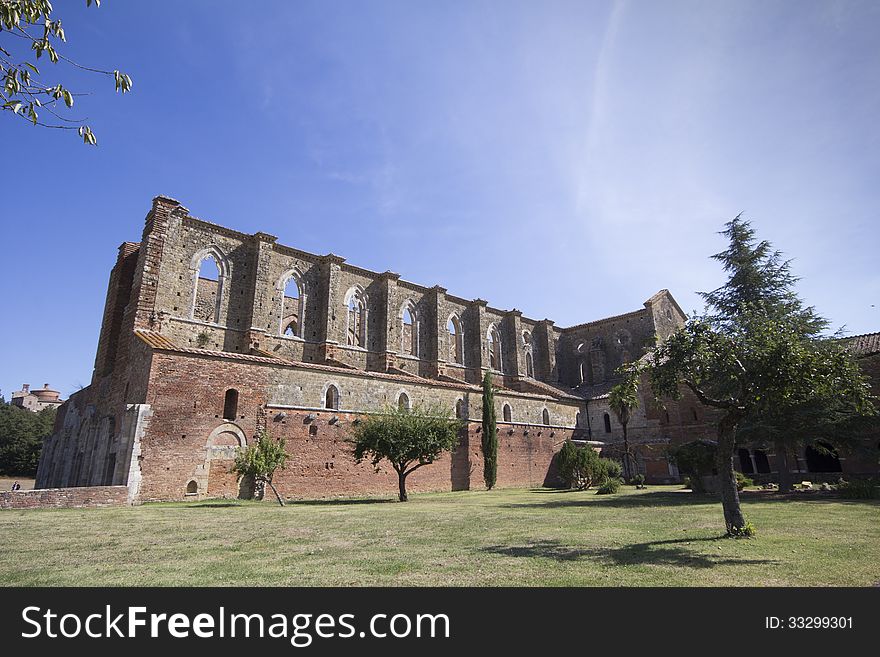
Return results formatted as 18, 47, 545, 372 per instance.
716, 414, 746, 534
774, 438, 794, 493
265, 478, 285, 507
397, 470, 408, 502
622, 423, 632, 481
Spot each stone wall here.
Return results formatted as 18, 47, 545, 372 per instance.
0, 486, 129, 510
135, 348, 580, 501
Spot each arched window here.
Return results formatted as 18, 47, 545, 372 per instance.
754, 449, 771, 474
401, 303, 418, 356
345, 288, 367, 348
398, 392, 410, 411
522, 331, 531, 346
542, 408, 550, 425
280, 273, 303, 337
447, 315, 464, 365
576, 412, 582, 427
805, 441, 842, 473
223, 389, 239, 420
186, 480, 198, 495
738, 448, 755, 474
487, 325, 502, 371
194, 255, 221, 323
691, 407, 698, 422
455, 399, 465, 419
525, 352, 534, 378
502, 403, 512, 423
603, 412, 611, 433
325, 385, 339, 410
578, 360, 586, 384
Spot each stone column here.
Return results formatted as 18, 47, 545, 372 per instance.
503, 309, 523, 378
377, 271, 400, 371
316, 254, 345, 362
466, 299, 488, 382
427, 285, 446, 378
535, 319, 558, 383
244, 231, 277, 351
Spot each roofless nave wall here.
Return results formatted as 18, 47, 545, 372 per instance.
35, 196, 689, 502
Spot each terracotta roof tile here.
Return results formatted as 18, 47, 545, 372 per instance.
845, 332, 880, 357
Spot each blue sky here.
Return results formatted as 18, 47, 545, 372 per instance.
1, 0, 878, 400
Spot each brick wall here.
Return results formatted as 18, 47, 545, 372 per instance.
0, 486, 129, 510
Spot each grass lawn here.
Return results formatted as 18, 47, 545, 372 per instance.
1, 485, 877, 586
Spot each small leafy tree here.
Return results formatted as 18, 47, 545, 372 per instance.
351, 403, 461, 502
608, 363, 641, 481
481, 372, 498, 490
233, 429, 288, 506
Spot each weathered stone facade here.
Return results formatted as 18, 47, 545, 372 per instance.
39, 195, 876, 503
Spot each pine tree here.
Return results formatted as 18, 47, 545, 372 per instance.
481, 371, 498, 490
645, 215, 875, 535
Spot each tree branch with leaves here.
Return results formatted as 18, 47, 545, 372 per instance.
1, 0, 132, 144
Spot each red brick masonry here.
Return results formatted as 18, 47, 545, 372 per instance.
0, 486, 129, 510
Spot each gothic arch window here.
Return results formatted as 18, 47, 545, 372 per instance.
324, 385, 339, 410
576, 412, 582, 427
279, 271, 304, 338
525, 351, 534, 378
603, 412, 612, 433
345, 287, 367, 348
191, 247, 229, 324
455, 398, 465, 419
223, 389, 239, 421
578, 360, 586, 384
542, 408, 550, 425
447, 315, 464, 365
398, 392, 410, 411
487, 324, 502, 371
502, 403, 512, 423
401, 302, 418, 357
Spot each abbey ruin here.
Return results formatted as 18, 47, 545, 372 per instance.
32, 196, 878, 504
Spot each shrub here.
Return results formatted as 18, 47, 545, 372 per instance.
735, 471, 754, 491
668, 440, 717, 493
631, 473, 646, 489
557, 441, 605, 490
728, 519, 756, 538
596, 477, 621, 495
837, 478, 878, 500
602, 459, 623, 481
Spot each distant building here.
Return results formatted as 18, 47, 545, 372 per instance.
10, 384, 63, 413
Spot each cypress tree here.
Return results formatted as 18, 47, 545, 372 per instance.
481, 371, 498, 490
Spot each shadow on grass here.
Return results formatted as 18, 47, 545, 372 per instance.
285, 498, 397, 507
509, 489, 880, 510
183, 502, 243, 509
503, 490, 717, 510
481, 537, 777, 569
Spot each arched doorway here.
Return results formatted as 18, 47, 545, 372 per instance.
805, 441, 842, 473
